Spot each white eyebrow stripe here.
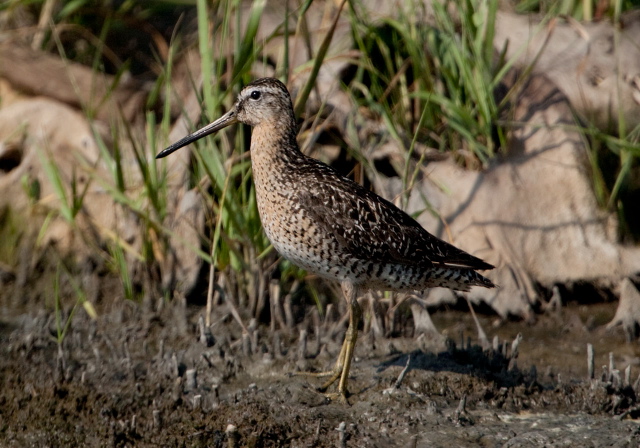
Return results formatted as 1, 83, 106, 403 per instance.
239, 86, 282, 100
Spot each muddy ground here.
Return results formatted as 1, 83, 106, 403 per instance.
2, 281, 640, 447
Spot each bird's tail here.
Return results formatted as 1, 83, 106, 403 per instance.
468, 269, 496, 289
432, 268, 496, 292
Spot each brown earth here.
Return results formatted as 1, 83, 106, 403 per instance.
2, 274, 640, 447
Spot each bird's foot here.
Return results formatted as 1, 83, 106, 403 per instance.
318, 368, 342, 392
291, 365, 348, 398
323, 391, 350, 405
289, 368, 350, 404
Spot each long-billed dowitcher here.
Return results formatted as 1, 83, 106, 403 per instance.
157, 78, 495, 402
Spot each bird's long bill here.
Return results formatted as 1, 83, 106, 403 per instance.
155, 109, 237, 159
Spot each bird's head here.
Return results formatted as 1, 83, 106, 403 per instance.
156, 78, 294, 159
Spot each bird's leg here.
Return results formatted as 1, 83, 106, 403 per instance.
320, 281, 361, 402
293, 282, 354, 381
294, 282, 361, 402
336, 286, 362, 400
314, 317, 350, 386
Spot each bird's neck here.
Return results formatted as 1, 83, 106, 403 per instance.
249, 120, 303, 173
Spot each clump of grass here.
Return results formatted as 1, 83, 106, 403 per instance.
345, 0, 509, 170
583, 121, 640, 241
52, 261, 97, 346
0, 206, 25, 267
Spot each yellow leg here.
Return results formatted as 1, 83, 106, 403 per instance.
317, 319, 350, 389
320, 281, 361, 402
293, 281, 361, 402
337, 285, 362, 399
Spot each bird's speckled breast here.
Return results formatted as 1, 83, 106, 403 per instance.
249, 125, 351, 280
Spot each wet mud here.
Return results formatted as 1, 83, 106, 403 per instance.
1, 292, 640, 447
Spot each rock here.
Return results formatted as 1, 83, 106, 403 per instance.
494, 10, 640, 131
607, 278, 640, 341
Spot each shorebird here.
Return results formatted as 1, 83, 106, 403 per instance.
157, 78, 495, 402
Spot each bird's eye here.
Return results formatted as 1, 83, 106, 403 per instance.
250, 90, 261, 100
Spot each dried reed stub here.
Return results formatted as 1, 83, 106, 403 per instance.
192, 394, 202, 410
152, 409, 162, 430
226, 424, 239, 448
186, 368, 197, 390
298, 329, 308, 360
336, 421, 347, 448
198, 315, 215, 347
587, 343, 595, 380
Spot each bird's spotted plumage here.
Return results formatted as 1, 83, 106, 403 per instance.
157, 77, 495, 400
235, 78, 494, 292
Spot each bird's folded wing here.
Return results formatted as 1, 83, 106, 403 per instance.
297, 167, 493, 271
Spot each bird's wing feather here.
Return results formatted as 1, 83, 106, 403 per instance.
296, 162, 493, 271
